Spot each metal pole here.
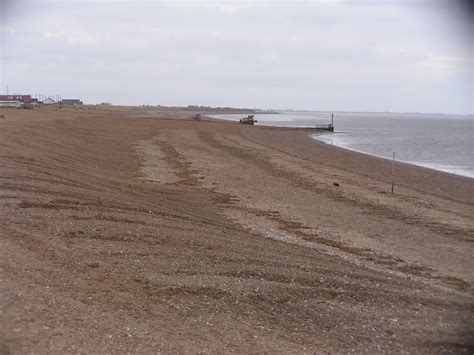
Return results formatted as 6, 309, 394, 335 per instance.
391, 152, 395, 194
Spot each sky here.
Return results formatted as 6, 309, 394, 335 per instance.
0, 0, 473, 114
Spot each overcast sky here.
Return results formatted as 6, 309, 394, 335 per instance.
1, 0, 472, 113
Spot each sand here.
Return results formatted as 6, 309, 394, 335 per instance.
1, 106, 473, 353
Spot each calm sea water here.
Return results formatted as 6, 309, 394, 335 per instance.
210, 111, 474, 178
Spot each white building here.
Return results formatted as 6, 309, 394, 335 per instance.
42, 98, 56, 105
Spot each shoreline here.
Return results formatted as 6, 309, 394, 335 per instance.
207, 112, 473, 180
311, 132, 474, 179
241, 125, 473, 204
209, 114, 474, 182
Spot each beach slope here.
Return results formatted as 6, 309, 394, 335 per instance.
1, 107, 473, 353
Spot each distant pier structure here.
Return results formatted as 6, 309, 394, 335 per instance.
314, 113, 334, 132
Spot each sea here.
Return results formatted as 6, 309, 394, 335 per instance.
209, 111, 474, 178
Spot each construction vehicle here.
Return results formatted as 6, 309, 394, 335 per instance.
239, 115, 257, 125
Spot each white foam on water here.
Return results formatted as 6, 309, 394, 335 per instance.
311, 133, 474, 179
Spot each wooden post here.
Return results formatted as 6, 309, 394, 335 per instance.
391, 152, 395, 194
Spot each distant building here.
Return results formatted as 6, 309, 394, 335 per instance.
61, 99, 83, 105
0, 95, 32, 104
0, 100, 22, 108
42, 98, 56, 105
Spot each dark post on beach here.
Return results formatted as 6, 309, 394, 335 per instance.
391, 152, 395, 194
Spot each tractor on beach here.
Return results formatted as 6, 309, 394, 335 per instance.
239, 115, 257, 125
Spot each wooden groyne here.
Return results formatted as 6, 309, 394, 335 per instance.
314, 123, 334, 132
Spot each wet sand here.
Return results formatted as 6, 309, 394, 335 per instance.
1, 106, 473, 353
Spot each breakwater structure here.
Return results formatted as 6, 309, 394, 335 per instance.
314, 113, 334, 131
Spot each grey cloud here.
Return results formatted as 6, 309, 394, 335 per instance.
1, 0, 472, 113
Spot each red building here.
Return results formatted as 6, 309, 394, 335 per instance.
0, 95, 32, 104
